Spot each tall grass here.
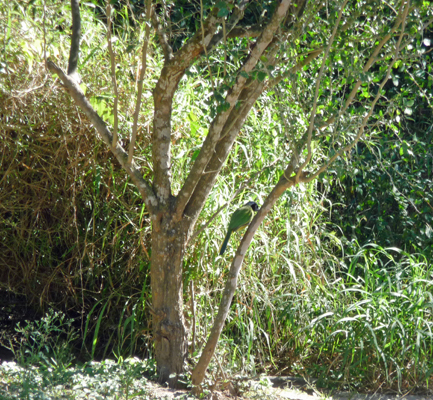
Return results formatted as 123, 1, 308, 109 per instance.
202, 243, 433, 392
0, 0, 154, 359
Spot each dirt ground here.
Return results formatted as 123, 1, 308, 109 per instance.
144, 377, 433, 400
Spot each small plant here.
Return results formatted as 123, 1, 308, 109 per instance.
11, 309, 78, 372
0, 357, 153, 399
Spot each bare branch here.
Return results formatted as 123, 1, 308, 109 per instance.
191, 164, 297, 387
151, 1, 261, 204
151, 6, 223, 203
268, 48, 323, 88
226, 23, 263, 39
199, 0, 251, 88
67, 0, 81, 83
42, 1, 47, 67
183, 78, 266, 226
129, 0, 153, 164
46, 60, 158, 215
183, 40, 283, 223
206, 0, 250, 51
225, 0, 307, 40
191, 4, 413, 382
106, 2, 119, 148
200, 0, 216, 91
191, 5, 349, 382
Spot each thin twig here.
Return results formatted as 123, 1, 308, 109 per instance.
129, 0, 153, 165
190, 280, 196, 355
46, 60, 158, 212
318, 7, 408, 133
200, 0, 216, 91
106, 2, 119, 148
406, 69, 433, 109
42, 0, 47, 67
206, 0, 250, 52
295, 0, 349, 182
175, 0, 292, 222
304, 0, 411, 184
268, 48, 323, 88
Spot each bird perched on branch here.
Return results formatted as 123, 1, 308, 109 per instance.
219, 201, 260, 255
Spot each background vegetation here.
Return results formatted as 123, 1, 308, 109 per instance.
0, 0, 432, 395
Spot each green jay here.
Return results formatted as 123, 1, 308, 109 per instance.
219, 201, 260, 255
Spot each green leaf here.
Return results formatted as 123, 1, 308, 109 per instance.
216, 1, 229, 17
191, 149, 200, 161
190, 120, 200, 137
258, 71, 267, 82
240, 71, 249, 79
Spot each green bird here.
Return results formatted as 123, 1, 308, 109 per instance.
219, 201, 260, 255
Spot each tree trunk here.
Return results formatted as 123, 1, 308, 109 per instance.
150, 221, 188, 387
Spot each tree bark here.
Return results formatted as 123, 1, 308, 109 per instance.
150, 216, 188, 386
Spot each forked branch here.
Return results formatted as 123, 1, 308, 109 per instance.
191, 0, 412, 388
174, 0, 293, 221
46, 61, 158, 214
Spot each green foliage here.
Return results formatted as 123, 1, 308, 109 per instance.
326, 97, 433, 257
321, 14, 433, 257
6, 310, 78, 391
205, 244, 433, 392
288, 247, 433, 392
0, 358, 154, 399
13, 310, 77, 365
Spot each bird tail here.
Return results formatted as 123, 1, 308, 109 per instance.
219, 230, 232, 255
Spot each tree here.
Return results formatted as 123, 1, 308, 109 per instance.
45, 0, 431, 388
